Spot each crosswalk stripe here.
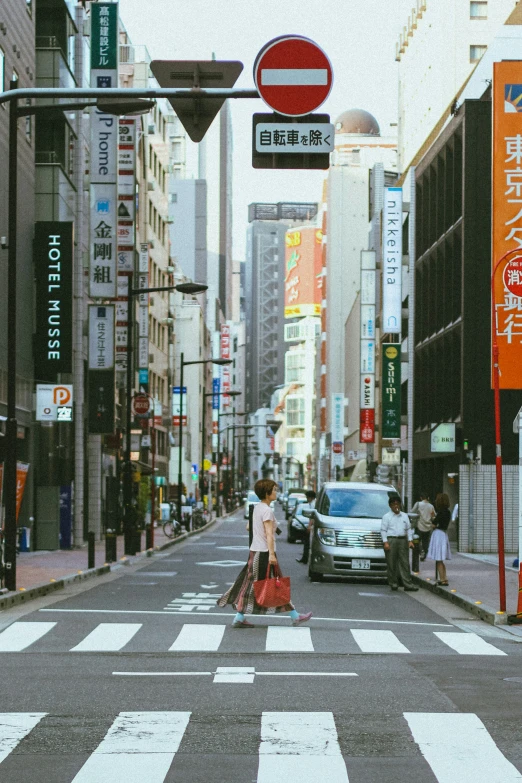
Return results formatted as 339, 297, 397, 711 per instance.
169, 623, 226, 651
434, 632, 506, 656
71, 711, 191, 783
0, 622, 56, 652
0, 713, 47, 764
404, 712, 522, 782
257, 711, 349, 782
265, 626, 314, 652
70, 623, 142, 652
351, 629, 410, 654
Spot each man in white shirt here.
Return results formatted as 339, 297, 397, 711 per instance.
381, 494, 419, 592
411, 491, 435, 561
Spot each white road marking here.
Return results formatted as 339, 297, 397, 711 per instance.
133, 572, 177, 577
261, 68, 328, 86
404, 712, 522, 782
258, 712, 348, 782
201, 584, 218, 589
38, 608, 452, 626
0, 713, 47, 764
434, 632, 506, 656
213, 666, 255, 684
71, 711, 191, 783
217, 545, 249, 550
112, 670, 358, 680
266, 627, 314, 652
113, 672, 212, 677
0, 622, 56, 652
70, 623, 142, 652
351, 629, 410, 654
196, 559, 245, 567
169, 623, 226, 651
257, 672, 358, 677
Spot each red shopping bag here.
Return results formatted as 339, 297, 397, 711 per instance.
254, 563, 291, 608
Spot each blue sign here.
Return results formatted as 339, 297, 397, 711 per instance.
139, 369, 149, 385
212, 377, 220, 410
173, 386, 187, 394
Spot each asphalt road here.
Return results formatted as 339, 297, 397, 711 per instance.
1, 504, 522, 782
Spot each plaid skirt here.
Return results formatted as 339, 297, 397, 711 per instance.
216, 550, 294, 615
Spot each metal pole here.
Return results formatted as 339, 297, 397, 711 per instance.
177, 354, 184, 527
216, 405, 221, 516
5, 88, 18, 591
200, 391, 206, 503
123, 272, 134, 555
150, 423, 156, 549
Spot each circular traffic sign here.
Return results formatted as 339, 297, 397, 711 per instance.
132, 394, 150, 417
503, 256, 522, 297
254, 35, 333, 117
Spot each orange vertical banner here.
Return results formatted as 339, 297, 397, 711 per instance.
492, 62, 522, 389
0, 462, 30, 523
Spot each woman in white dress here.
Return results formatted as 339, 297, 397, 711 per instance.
427, 492, 451, 585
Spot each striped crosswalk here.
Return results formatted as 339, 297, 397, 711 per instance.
0, 620, 511, 656
0, 710, 520, 782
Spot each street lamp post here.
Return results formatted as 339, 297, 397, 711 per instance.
177, 355, 231, 528
201, 391, 240, 513
122, 281, 207, 555
4, 84, 155, 589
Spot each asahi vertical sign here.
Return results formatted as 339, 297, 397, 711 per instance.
89, 2, 118, 299
382, 187, 402, 334
360, 250, 375, 443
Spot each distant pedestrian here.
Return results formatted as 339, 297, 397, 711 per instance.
296, 490, 316, 565
410, 491, 435, 561
381, 494, 419, 592
427, 493, 451, 585
217, 478, 312, 628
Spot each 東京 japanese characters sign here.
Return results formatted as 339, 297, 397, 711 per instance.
254, 35, 333, 116
381, 344, 401, 440
492, 62, 522, 389
255, 122, 334, 153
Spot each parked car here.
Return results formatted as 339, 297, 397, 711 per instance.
287, 501, 311, 543
285, 491, 307, 520
244, 490, 275, 519
305, 481, 396, 582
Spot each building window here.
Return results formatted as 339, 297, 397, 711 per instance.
286, 396, 305, 427
470, 1, 487, 19
26, 0, 33, 15
470, 45, 487, 62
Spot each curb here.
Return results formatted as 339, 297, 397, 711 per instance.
412, 573, 508, 625
0, 508, 230, 612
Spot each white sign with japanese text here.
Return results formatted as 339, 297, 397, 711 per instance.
89, 184, 117, 298
255, 122, 334, 153
88, 305, 115, 369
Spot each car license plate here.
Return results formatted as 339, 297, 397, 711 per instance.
352, 559, 371, 570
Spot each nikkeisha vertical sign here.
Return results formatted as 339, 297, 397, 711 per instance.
34, 222, 74, 381
382, 187, 402, 335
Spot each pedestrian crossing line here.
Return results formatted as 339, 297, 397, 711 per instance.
168, 623, 226, 651
0, 713, 47, 764
70, 623, 142, 652
265, 626, 314, 652
404, 712, 522, 782
71, 711, 191, 783
351, 629, 410, 654
434, 632, 507, 656
257, 712, 349, 782
0, 622, 56, 652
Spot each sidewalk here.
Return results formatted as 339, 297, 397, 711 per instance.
412, 548, 520, 624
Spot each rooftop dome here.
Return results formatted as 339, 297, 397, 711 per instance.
334, 109, 380, 136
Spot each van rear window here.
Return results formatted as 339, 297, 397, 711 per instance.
319, 489, 393, 518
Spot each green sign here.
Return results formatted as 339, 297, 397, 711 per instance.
381, 344, 401, 439
91, 3, 118, 71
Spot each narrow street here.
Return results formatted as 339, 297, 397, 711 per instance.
0, 505, 521, 782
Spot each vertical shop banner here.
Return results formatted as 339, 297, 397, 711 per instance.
382, 187, 402, 334
172, 386, 187, 426
88, 305, 115, 369
284, 227, 323, 318
492, 62, 522, 389
331, 392, 344, 468
220, 324, 231, 406
360, 250, 375, 443
90, 2, 118, 299
0, 462, 30, 524
88, 368, 115, 434
34, 222, 74, 382
115, 274, 129, 372
381, 344, 401, 439
212, 378, 220, 451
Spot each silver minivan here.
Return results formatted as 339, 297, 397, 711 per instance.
305, 481, 396, 581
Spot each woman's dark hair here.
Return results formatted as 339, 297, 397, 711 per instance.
254, 479, 277, 500
435, 492, 450, 511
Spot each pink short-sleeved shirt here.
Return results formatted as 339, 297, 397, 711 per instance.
250, 502, 277, 552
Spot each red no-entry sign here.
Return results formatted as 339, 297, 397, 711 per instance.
503, 256, 522, 298
132, 394, 150, 417
254, 35, 333, 117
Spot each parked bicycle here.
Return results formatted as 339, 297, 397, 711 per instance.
162, 517, 182, 539
192, 507, 211, 529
